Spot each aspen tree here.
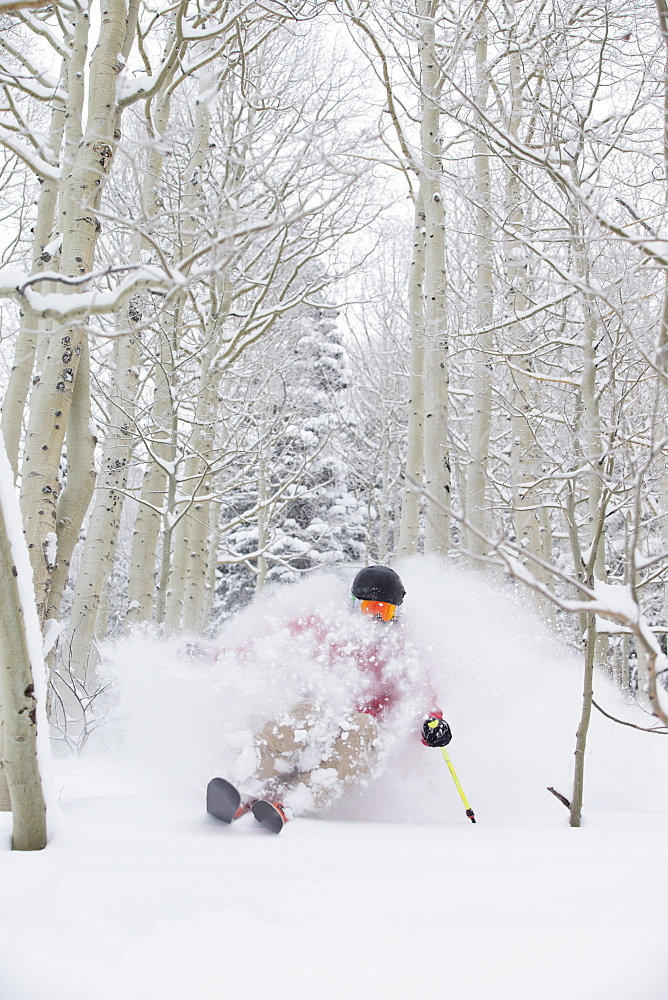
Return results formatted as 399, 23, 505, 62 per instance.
125, 332, 175, 627
465, 5, 494, 557
0, 724, 9, 810
350, 2, 450, 555
1, 96, 64, 477
61, 329, 140, 694
339, 2, 426, 559
397, 193, 426, 556
168, 276, 232, 631
419, 1, 450, 556
570, 206, 607, 584
255, 445, 270, 593
124, 77, 178, 629
1, 3, 92, 478
653, 0, 668, 630
19, 0, 135, 623
164, 60, 229, 631
0, 440, 47, 850
502, 1, 550, 588
28, 9, 101, 643
41, 3, 102, 631
202, 474, 223, 622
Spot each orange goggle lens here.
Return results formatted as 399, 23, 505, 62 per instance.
359, 600, 397, 622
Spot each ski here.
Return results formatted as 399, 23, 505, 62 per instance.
206, 777, 243, 823
251, 799, 287, 835
206, 778, 287, 834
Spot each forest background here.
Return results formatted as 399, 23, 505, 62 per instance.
1, 0, 668, 848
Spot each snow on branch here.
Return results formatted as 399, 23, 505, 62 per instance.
0, 123, 61, 181
0, 0, 56, 10
0, 57, 67, 103
0, 263, 187, 321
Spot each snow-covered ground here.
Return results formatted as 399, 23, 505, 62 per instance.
2, 561, 667, 999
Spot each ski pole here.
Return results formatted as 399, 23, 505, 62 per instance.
426, 719, 476, 823
440, 747, 476, 823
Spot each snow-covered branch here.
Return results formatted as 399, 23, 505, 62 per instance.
0, 263, 186, 320
0, 123, 61, 181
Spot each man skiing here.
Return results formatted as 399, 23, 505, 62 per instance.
206, 565, 452, 833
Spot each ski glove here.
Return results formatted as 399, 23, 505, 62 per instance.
422, 715, 452, 747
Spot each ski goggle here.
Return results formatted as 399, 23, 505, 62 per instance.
359, 600, 397, 622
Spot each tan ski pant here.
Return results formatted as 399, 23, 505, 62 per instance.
255, 701, 378, 809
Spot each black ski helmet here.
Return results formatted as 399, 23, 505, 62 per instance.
351, 565, 406, 606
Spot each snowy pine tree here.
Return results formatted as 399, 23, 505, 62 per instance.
214, 304, 368, 617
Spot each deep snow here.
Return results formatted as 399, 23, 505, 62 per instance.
1, 560, 667, 999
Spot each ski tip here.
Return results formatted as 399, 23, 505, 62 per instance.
251, 799, 286, 834
206, 777, 242, 824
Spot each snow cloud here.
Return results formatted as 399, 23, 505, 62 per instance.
99, 557, 668, 826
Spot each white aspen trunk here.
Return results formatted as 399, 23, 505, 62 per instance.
1, 101, 65, 476
657, 357, 668, 632
62, 2, 91, 165
510, 366, 545, 568
510, 378, 544, 564
177, 512, 209, 630
570, 202, 608, 673
45, 338, 97, 627
155, 466, 178, 625
420, 2, 450, 556
19, 0, 131, 623
124, 89, 175, 630
125, 339, 175, 628
0, 672, 9, 809
569, 612, 596, 828
0, 718, 10, 810
49, 0, 139, 631
1, 3, 90, 477
581, 294, 606, 583
0, 447, 48, 849
166, 66, 232, 633
202, 486, 221, 625
3, 3, 90, 488
500, 1, 549, 590
537, 504, 555, 625
569, 204, 606, 583
163, 65, 213, 631
397, 192, 426, 556
618, 511, 633, 693
465, 15, 493, 558
164, 509, 189, 629
179, 298, 231, 631
255, 450, 269, 593
63, 330, 140, 686
377, 429, 391, 563
176, 324, 229, 630
620, 633, 630, 692
95, 574, 111, 645
653, 1, 668, 626
635, 640, 650, 708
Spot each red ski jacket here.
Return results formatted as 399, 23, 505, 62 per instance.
286, 613, 441, 721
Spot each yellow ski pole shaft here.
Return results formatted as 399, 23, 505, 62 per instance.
427, 719, 476, 823
440, 747, 476, 823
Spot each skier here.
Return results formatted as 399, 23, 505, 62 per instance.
206, 565, 452, 832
